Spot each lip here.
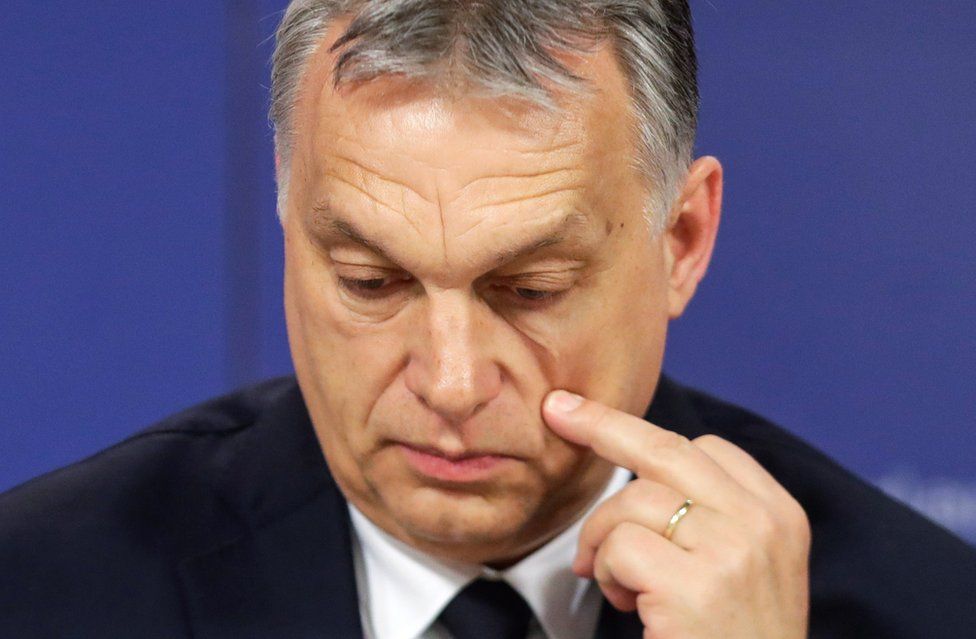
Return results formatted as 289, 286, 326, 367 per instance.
397, 443, 514, 483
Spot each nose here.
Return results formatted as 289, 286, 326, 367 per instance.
404, 290, 502, 424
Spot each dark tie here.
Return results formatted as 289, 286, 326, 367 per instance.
437, 578, 533, 639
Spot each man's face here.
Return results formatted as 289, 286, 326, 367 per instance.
283, 27, 678, 565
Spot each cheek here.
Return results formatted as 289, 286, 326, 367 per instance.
525, 268, 668, 414
285, 237, 409, 443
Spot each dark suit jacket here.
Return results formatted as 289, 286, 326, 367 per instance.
2, 375, 974, 638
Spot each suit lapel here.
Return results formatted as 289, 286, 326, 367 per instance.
175, 374, 707, 639
177, 382, 363, 639
177, 486, 362, 639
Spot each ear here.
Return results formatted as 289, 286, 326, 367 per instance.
664, 156, 723, 319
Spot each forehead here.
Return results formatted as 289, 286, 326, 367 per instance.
287, 20, 645, 273
316, 89, 584, 201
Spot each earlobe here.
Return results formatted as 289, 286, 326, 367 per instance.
665, 156, 723, 318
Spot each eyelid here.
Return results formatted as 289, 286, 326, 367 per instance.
497, 271, 578, 289
331, 258, 397, 271
491, 261, 586, 281
504, 285, 568, 308
331, 258, 412, 285
328, 244, 397, 269
487, 273, 577, 310
336, 273, 414, 304
493, 258, 587, 275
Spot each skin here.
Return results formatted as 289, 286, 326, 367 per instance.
282, 18, 810, 638
545, 393, 810, 637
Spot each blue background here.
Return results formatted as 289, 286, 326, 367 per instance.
2, 2, 974, 543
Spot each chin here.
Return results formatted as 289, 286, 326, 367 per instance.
379, 483, 537, 556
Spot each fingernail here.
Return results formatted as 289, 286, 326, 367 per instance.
547, 390, 584, 413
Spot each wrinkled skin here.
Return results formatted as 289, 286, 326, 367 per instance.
281, 18, 809, 639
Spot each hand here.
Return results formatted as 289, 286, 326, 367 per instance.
542, 390, 811, 639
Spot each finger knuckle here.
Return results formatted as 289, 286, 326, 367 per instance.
607, 521, 643, 550
579, 514, 600, 545
787, 500, 812, 547
691, 433, 727, 451
657, 429, 692, 453
752, 508, 780, 544
595, 526, 633, 578
710, 524, 764, 582
640, 430, 692, 475
620, 480, 653, 512
768, 495, 811, 548
589, 403, 615, 434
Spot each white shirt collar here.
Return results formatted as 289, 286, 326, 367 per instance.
349, 466, 632, 639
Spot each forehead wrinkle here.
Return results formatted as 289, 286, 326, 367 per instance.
313, 202, 594, 283
327, 152, 436, 207
309, 204, 402, 266
454, 210, 593, 272
515, 138, 586, 155
486, 234, 565, 270
450, 166, 585, 205
319, 171, 427, 241
465, 184, 586, 213
310, 197, 432, 267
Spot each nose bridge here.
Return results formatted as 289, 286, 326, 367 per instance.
406, 289, 501, 423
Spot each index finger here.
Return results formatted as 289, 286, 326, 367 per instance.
542, 390, 753, 513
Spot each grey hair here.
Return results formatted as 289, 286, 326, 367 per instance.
270, 0, 699, 234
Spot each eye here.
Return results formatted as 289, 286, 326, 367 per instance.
494, 282, 569, 309
486, 270, 577, 310
514, 287, 556, 301
337, 273, 412, 300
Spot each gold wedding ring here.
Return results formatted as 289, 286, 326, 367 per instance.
664, 499, 694, 541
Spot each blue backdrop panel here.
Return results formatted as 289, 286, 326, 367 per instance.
0, 2, 228, 486
668, 2, 976, 540
1, 2, 973, 542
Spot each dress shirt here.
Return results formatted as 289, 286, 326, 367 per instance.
349, 466, 633, 639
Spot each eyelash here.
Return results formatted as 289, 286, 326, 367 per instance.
509, 286, 562, 304
337, 276, 408, 300
336, 275, 567, 308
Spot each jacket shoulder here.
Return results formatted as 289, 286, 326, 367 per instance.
668, 379, 976, 637
0, 377, 299, 636
0, 377, 296, 521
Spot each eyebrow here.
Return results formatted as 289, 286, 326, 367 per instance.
310, 203, 591, 269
